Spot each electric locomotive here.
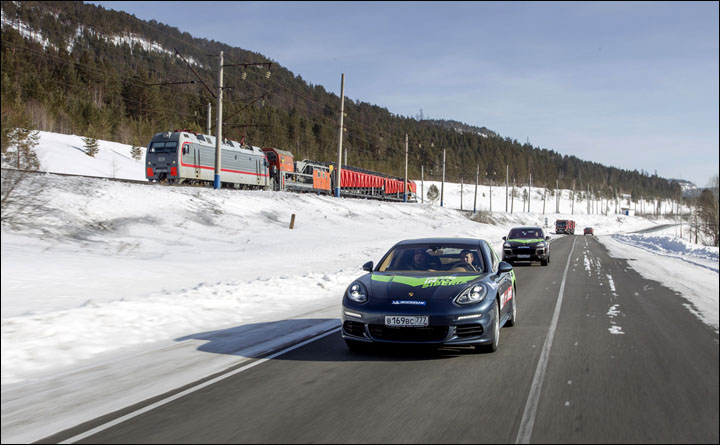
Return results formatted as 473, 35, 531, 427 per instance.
145, 130, 270, 188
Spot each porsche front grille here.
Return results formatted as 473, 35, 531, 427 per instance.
343, 321, 366, 337
456, 324, 484, 338
368, 324, 448, 342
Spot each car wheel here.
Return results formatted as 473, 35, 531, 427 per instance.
541, 258, 548, 266
345, 339, 370, 353
477, 300, 500, 353
505, 287, 517, 327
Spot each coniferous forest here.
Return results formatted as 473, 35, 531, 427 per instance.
1, 1, 684, 202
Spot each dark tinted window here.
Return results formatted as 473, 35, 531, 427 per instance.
150, 141, 178, 153
508, 229, 542, 239
378, 243, 484, 273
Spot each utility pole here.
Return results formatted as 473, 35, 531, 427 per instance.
505, 164, 509, 212
556, 179, 559, 213
460, 178, 464, 211
335, 73, 345, 198
213, 51, 224, 190
441, 149, 446, 207
404, 134, 409, 202
207, 102, 212, 135
571, 179, 575, 215
528, 173, 532, 213
490, 172, 494, 212
473, 165, 479, 214
511, 179, 515, 214
587, 184, 591, 214
543, 186, 546, 215
421, 165, 424, 204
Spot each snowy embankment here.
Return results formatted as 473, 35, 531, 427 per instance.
1, 130, 717, 443
600, 233, 719, 331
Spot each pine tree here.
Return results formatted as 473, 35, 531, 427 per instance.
83, 125, 100, 157
1, 109, 40, 170
130, 136, 143, 161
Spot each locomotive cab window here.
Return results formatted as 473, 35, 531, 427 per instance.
150, 141, 178, 153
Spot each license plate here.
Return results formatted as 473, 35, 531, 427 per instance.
518, 254, 531, 259
385, 315, 428, 327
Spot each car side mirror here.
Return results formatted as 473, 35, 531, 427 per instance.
497, 261, 513, 275
362, 261, 374, 272
545, 236, 551, 241
502, 236, 507, 241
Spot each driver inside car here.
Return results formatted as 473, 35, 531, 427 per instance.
457, 249, 478, 271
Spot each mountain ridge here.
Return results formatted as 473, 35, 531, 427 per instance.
0, 0, 686, 200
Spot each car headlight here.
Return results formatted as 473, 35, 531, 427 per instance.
455, 284, 487, 305
537, 241, 547, 247
346, 281, 368, 304
503, 242, 511, 248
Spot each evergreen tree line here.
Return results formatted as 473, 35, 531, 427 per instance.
0, 0, 685, 202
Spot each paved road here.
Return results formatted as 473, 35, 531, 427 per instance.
44, 235, 719, 444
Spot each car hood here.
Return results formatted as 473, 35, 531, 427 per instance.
368, 272, 485, 300
506, 238, 544, 247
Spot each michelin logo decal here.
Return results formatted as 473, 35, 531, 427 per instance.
391, 300, 427, 305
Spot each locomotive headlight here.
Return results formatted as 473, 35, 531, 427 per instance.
346, 282, 368, 304
455, 284, 487, 305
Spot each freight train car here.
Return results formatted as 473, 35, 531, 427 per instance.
335, 164, 416, 201
262, 147, 331, 194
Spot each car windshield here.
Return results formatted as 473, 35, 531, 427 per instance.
377, 243, 485, 273
508, 229, 542, 239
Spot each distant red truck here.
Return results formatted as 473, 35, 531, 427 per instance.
555, 219, 576, 234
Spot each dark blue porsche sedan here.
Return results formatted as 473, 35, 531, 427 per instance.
341, 238, 516, 353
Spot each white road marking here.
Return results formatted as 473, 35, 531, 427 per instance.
516, 237, 577, 444
59, 327, 341, 444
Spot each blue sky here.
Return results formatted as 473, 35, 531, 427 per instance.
90, 1, 718, 186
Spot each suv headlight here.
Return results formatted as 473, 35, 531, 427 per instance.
346, 281, 368, 304
455, 284, 487, 305
537, 241, 547, 247
503, 242, 511, 248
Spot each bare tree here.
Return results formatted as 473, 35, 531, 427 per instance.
697, 174, 719, 246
